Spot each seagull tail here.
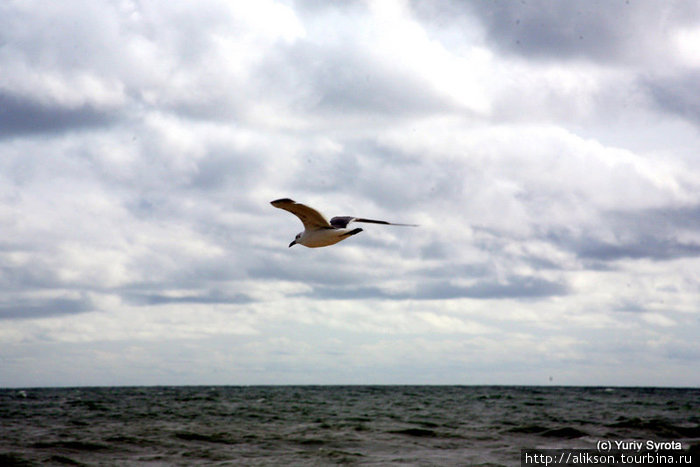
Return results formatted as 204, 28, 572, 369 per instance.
355, 218, 418, 227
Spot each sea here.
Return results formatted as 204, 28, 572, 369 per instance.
0, 386, 698, 466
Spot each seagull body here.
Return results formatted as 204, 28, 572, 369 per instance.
271, 198, 416, 248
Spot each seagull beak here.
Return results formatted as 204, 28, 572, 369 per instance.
289, 240, 296, 248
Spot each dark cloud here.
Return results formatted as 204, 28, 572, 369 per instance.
308, 285, 395, 300
643, 72, 700, 127
0, 296, 93, 320
1, 0, 699, 386
292, 0, 366, 13
0, 92, 116, 138
433, 275, 569, 300
0, 256, 60, 290
614, 300, 648, 313
654, 205, 700, 230
413, 0, 700, 63
257, 42, 458, 118
545, 204, 700, 263
308, 275, 568, 301
470, 0, 634, 61
575, 237, 700, 262
124, 291, 253, 306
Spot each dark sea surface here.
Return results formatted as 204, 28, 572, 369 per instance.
0, 386, 698, 466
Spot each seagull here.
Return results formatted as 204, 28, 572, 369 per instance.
271, 198, 417, 248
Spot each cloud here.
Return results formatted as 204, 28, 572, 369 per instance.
541, 204, 700, 263
573, 236, 700, 262
124, 290, 254, 306
0, 296, 93, 320
307, 274, 567, 301
447, 275, 569, 300
0, 0, 699, 386
644, 72, 700, 127
444, 0, 700, 64
0, 92, 117, 138
259, 42, 457, 117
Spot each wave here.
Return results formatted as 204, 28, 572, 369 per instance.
607, 417, 700, 438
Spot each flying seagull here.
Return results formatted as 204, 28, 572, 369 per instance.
271, 198, 417, 248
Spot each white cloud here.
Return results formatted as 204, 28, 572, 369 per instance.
367, 0, 491, 114
674, 26, 700, 67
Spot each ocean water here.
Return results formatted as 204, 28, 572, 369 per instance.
0, 386, 698, 466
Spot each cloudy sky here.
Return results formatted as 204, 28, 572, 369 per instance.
1, 0, 699, 387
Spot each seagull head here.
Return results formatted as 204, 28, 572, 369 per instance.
289, 232, 302, 247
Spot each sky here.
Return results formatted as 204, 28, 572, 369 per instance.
1, 0, 699, 388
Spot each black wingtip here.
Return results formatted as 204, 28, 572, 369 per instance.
271, 198, 295, 206
340, 227, 363, 237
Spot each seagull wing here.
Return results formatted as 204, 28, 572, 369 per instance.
271, 198, 331, 229
330, 216, 418, 228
